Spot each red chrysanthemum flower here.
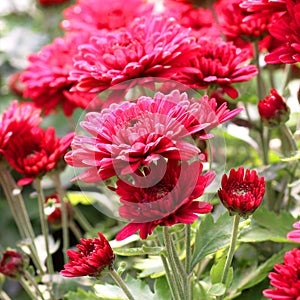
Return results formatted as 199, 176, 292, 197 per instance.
60, 232, 114, 277
0, 250, 27, 280
263, 248, 300, 299
61, 0, 153, 33
65, 89, 241, 183
115, 159, 215, 240
69, 15, 199, 93
21, 33, 94, 116
265, 0, 300, 64
45, 193, 74, 229
218, 167, 265, 218
0, 101, 42, 156
216, 0, 273, 42
287, 221, 300, 243
4, 127, 74, 186
258, 88, 290, 127
177, 37, 258, 98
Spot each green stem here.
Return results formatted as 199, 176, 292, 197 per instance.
0, 290, 11, 300
220, 215, 240, 298
280, 64, 292, 94
34, 178, 54, 275
24, 270, 46, 300
19, 277, 38, 300
73, 206, 93, 233
69, 221, 82, 241
185, 224, 192, 300
109, 268, 135, 300
253, 41, 265, 101
162, 227, 185, 300
51, 173, 69, 264
279, 124, 298, 154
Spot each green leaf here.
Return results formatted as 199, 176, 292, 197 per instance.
64, 288, 98, 300
134, 256, 165, 278
240, 207, 296, 243
191, 213, 233, 269
94, 283, 127, 300
113, 246, 164, 257
226, 267, 234, 288
154, 277, 171, 300
208, 283, 226, 296
210, 256, 226, 284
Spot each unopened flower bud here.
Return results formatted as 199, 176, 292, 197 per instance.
0, 250, 27, 280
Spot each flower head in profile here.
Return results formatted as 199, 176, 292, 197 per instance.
21, 34, 93, 116
4, 127, 74, 186
218, 167, 265, 218
60, 232, 114, 277
115, 159, 215, 240
177, 37, 258, 98
61, 0, 153, 33
287, 221, 300, 243
0, 101, 42, 156
69, 15, 199, 93
263, 248, 300, 299
65, 89, 241, 183
0, 250, 27, 280
265, 0, 300, 64
258, 88, 290, 127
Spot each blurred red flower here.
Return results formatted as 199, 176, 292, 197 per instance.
177, 37, 258, 98
4, 127, 74, 186
0, 101, 42, 156
21, 34, 94, 116
38, 0, 70, 5
60, 232, 114, 277
263, 248, 300, 299
115, 159, 215, 240
69, 15, 199, 93
265, 0, 300, 64
61, 0, 153, 33
0, 250, 27, 280
218, 167, 265, 218
258, 88, 290, 127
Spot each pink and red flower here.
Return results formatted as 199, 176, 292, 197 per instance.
263, 248, 300, 299
218, 167, 265, 218
287, 221, 300, 243
0, 101, 42, 156
258, 88, 290, 127
65, 90, 241, 183
115, 159, 215, 240
0, 250, 27, 280
69, 15, 199, 93
4, 127, 74, 186
60, 232, 114, 277
21, 33, 93, 116
265, 0, 300, 64
177, 37, 258, 98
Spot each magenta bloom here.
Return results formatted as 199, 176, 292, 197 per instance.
61, 232, 114, 277
115, 159, 215, 240
258, 88, 290, 127
218, 167, 265, 218
263, 248, 300, 299
21, 34, 93, 116
4, 127, 74, 186
177, 37, 258, 98
66, 90, 241, 183
61, 0, 153, 33
0, 101, 42, 156
69, 15, 199, 93
287, 221, 300, 243
265, 0, 300, 64
0, 250, 27, 280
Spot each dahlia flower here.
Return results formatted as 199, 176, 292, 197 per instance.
258, 88, 290, 127
69, 15, 199, 93
65, 90, 241, 183
115, 159, 215, 240
287, 221, 300, 243
61, 0, 153, 33
4, 127, 74, 186
218, 167, 265, 218
0, 101, 42, 156
0, 250, 27, 280
177, 37, 258, 98
263, 248, 300, 299
60, 232, 114, 277
21, 33, 93, 116
265, 0, 300, 64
